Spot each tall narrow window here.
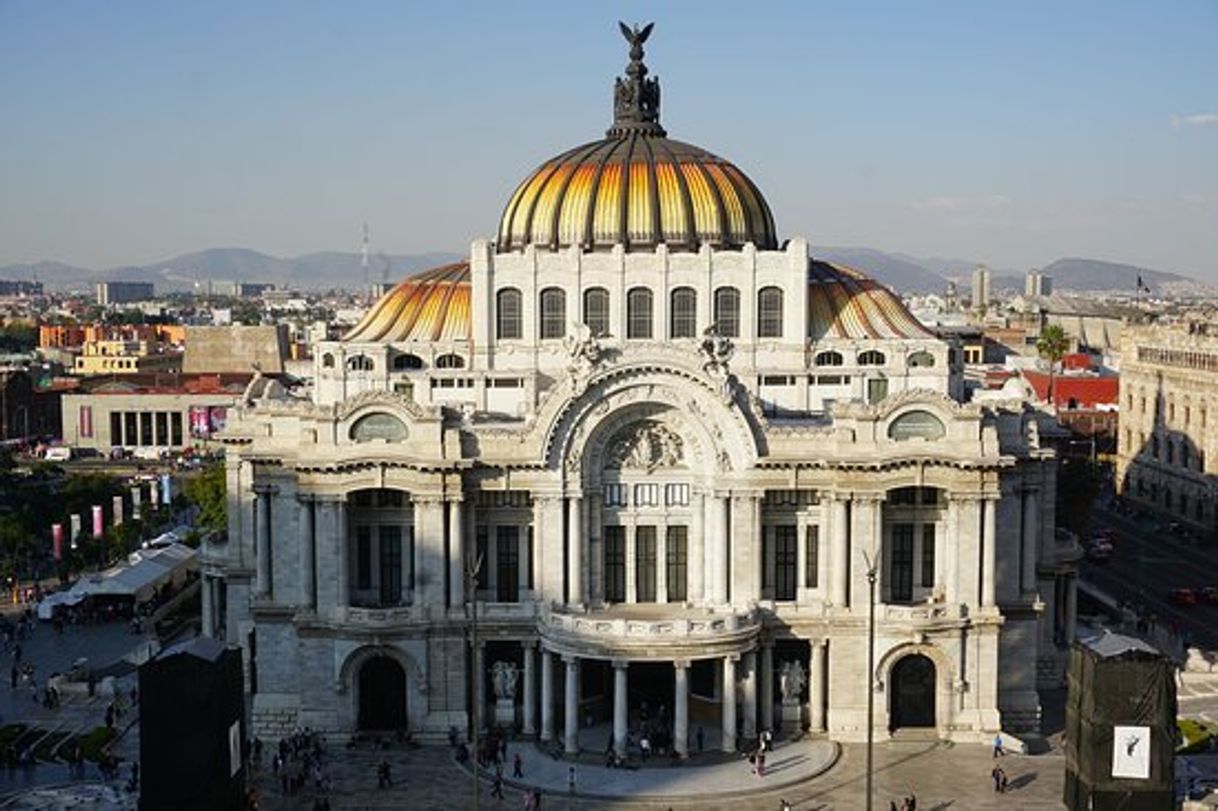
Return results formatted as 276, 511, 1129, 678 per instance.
356, 526, 372, 591
495, 526, 519, 603
890, 524, 914, 603
635, 526, 657, 602
670, 287, 697, 338
583, 287, 610, 336
604, 526, 626, 602
920, 524, 936, 588
757, 286, 784, 338
496, 287, 522, 340
713, 287, 740, 337
773, 525, 798, 600
627, 287, 653, 339
539, 287, 566, 339
666, 526, 687, 602
805, 525, 820, 589
378, 525, 402, 606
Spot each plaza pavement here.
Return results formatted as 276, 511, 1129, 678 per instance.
249, 737, 1067, 810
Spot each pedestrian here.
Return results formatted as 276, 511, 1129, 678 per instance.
533, 789, 542, 810
991, 765, 1005, 792
890, 801, 899, 811
999, 771, 1008, 793
567, 765, 576, 794
522, 790, 534, 810
491, 774, 505, 800
377, 759, 391, 789
757, 751, 766, 777
640, 734, 651, 761
513, 752, 523, 778
992, 733, 1005, 757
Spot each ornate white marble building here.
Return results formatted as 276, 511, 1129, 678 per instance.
203, 26, 1077, 752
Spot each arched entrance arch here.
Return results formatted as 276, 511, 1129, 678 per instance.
358, 655, 407, 730
889, 653, 936, 730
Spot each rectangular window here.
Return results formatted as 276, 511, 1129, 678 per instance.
379, 525, 402, 606
774, 525, 797, 601
805, 524, 820, 589
665, 483, 690, 507
525, 526, 534, 590
154, 411, 168, 446
79, 406, 93, 438
635, 526, 657, 602
633, 483, 659, 507
890, 524, 914, 603
110, 412, 122, 446
867, 377, 889, 405
170, 412, 183, 446
666, 526, 687, 602
356, 526, 372, 590
124, 412, 137, 446
603, 484, 628, 507
921, 524, 936, 588
604, 525, 626, 602
496, 525, 519, 603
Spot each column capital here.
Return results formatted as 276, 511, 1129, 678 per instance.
724, 653, 740, 664
521, 639, 538, 651
313, 493, 348, 505
813, 637, 828, 650
445, 493, 466, 504
253, 484, 279, 496
673, 659, 691, 670
611, 659, 629, 671
561, 654, 579, 666
295, 492, 316, 505
411, 494, 446, 507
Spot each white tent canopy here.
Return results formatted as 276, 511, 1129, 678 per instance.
42, 542, 199, 613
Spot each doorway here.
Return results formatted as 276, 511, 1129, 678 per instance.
358, 655, 407, 730
889, 654, 935, 730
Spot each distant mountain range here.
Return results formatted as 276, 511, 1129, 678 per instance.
0, 247, 1205, 296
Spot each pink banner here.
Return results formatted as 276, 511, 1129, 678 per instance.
92, 505, 104, 539
52, 523, 63, 561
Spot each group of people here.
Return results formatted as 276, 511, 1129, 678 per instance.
267, 728, 332, 802
889, 795, 918, 810
747, 729, 774, 777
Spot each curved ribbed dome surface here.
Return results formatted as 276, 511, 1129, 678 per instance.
342, 263, 470, 343
497, 135, 777, 254
807, 261, 934, 341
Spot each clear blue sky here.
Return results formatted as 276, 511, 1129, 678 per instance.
2, 1, 1215, 281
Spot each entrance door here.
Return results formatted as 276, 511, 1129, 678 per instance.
358, 656, 407, 730
889, 654, 935, 730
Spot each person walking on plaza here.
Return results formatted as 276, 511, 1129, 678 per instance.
567, 765, 576, 794
491, 773, 505, 800
991, 765, 1006, 793
513, 752, 523, 778
992, 733, 1005, 757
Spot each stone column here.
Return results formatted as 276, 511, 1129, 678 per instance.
796, 524, 809, 600
721, 655, 737, 752
742, 650, 757, 740
1021, 488, 1039, 595
612, 661, 628, 758
568, 495, 584, 605
945, 497, 960, 606
414, 497, 445, 607
563, 656, 580, 755
334, 498, 349, 613
810, 639, 827, 733
982, 496, 997, 608
712, 493, 730, 604
253, 486, 273, 598
625, 523, 638, 604
522, 642, 537, 736
674, 660, 690, 758
831, 495, 850, 607
1065, 574, 1078, 643
759, 642, 774, 732
298, 495, 316, 610
201, 575, 215, 637
540, 649, 555, 742
689, 492, 705, 603
538, 496, 565, 601
449, 497, 465, 609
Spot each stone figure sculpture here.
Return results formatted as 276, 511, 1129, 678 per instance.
779, 660, 806, 704
490, 660, 519, 700
563, 321, 604, 394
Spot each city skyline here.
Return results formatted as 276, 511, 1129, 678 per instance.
1, 1, 1215, 282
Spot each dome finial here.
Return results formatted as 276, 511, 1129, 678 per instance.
608, 22, 665, 137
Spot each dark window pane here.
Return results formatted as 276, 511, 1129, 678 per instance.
604, 525, 626, 602
774, 525, 797, 600
496, 526, 519, 603
805, 525, 820, 589
636, 526, 656, 602
890, 523, 914, 602
921, 524, 936, 588
666, 526, 687, 602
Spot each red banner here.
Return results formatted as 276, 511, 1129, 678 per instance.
92, 505, 104, 539
52, 523, 63, 561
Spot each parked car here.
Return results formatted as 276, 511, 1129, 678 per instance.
1199, 587, 1218, 605
1170, 588, 1198, 606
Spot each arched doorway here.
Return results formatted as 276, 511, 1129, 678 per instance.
889, 654, 935, 730
358, 656, 407, 730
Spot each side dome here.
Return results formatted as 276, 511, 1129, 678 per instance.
496, 23, 776, 254
342, 262, 470, 343
808, 260, 934, 340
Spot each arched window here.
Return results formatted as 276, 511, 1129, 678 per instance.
322, 353, 336, 368
757, 286, 783, 338
583, 287, 610, 336
347, 354, 374, 372
907, 351, 936, 368
815, 350, 844, 367
858, 350, 886, 366
496, 287, 522, 340
713, 287, 740, 338
627, 287, 653, 339
435, 354, 465, 369
392, 353, 423, 370
539, 287, 566, 340
670, 287, 697, 338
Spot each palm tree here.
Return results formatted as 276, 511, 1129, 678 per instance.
1036, 324, 1070, 412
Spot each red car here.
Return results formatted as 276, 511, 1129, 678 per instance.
1170, 588, 1198, 606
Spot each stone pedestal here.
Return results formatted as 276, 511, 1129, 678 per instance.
495, 698, 516, 728
780, 699, 802, 734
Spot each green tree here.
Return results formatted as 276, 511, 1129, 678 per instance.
185, 463, 227, 534
1036, 324, 1070, 411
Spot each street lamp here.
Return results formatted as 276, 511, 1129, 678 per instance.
465, 549, 484, 811
862, 550, 879, 811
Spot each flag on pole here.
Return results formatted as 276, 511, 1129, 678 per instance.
1136, 274, 1151, 294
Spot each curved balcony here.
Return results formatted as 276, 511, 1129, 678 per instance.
538, 603, 761, 661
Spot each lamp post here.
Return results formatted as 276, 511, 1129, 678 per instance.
863, 551, 878, 811
465, 550, 484, 811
